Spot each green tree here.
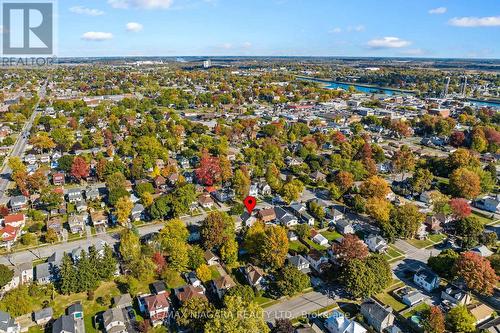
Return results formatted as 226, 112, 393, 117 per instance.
76, 251, 98, 292
294, 224, 310, 240
225, 285, 255, 304
177, 297, 215, 332
446, 305, 476, 333
389, 203, 425, 239
158, 218, 189, 253
409, 168, 433, 194
220, 237, 238, 265
233, 168, 251, 199
275, 265, 311, 297
280, 179, 304, 204
261, 226, 288, 269
196, 264, 212, 283
99, 244, 118, 280
427, 249, 459, 279
0, 264, 14, 289
188, 245, 205, 270
119, 229, 141, 263
456, 216, 484, 249
341, 255, 391, 298
205, 296, 269, 333
200, 211, 234, 250
59, 254, 77, 294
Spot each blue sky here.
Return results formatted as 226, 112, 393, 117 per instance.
52, 0, 499, 58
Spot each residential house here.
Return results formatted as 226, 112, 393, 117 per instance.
75, 201, 87, 213
152, 281, 168, 295
1, 262, 32, 292
326, 208, 344, 223
102, 308, 127, 333
399, 289, 427, 306
47, 216, 65, 240
9, 196, 27, 212
90, 211, 107, 232
306, 250, 329, 273
469, 303, 495, 325
475, 195, 500, 213
414, 269, 440, 292
257, 208, 276, 223
420, 190, 438, 205
0, 225, 19, 249
153, 176, 167, 190
183, 272, 204, 289
212, 275, 236, 300
67, 189, 83, 203
424, 216, 443, 234
174, 285, 207, 305
131, 204, 145, 221
143, 293, 169, 326
275, 207, 298, 227
243, 264, 266, 290
325, 310, 367, 333
471, 245, 494, 257
112, 294, 133, 309
85, 188, 100, 201
33, 307, 53, 326
364, 235, 388, 253
52, 303, 84, 333
198, 193, 214, 209
440, 284, 471, 306
249, 184, 259, 197
360, 299, 395, 333
310, 171, 326, 182
336, 220, 355, 235
416, 223, 428, 240
311, 231, 328, 246
3, 214, 26, 228
0, 311, 20, 333
52, 173, 65, 186
288, 255, 311, 274
204, 250, 219, 266
68, 214, 87, 234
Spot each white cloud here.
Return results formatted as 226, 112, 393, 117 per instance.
367, 36, 411, 49
448, 16, 500, 27
428, 7, 447, 15
81, 32, 113, 41
70, 6, 104, 16
126, 22, 143, 32
108, 0, 174, 9
330, 27, 342, 33
348, 25, 365, 32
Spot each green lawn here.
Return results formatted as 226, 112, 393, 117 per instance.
288, 240, 305, 253
471, 212, 494, 225
384, 245, 405, 262
403, 302, 430, 319
255, 296, 280, 308
320, 230, 342, 242
375, 292, 407, 312
209, 265, 222, 280
303, 238, 328, 251
406, 238, 434, 249
428, 233, 446, 244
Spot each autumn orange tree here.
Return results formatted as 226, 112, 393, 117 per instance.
453, 251, 498, 296
449, 168, 481, 199
195, 150, 221, 186
333, 234, 369, 266
334, 171, 354, 193
71, 156, 90, 182
422, 306, 445, 333
360, 175, 390, 199
449, 198, 472, 220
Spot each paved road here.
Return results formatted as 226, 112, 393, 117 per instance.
263, 289, 335, 323
0, 82, 47, 204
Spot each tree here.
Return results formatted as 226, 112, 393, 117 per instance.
334, 171, 354, 192
188, 245, 205, 270
168, 239, 190, 272
0, 264, 14, 289
77, 251, 99, 292
196, 264, 212, 282
280, 179, 304, 204
195, 150, 221, 186
149, 195, 171, 220
233, 168, 251, 199
294, 224, 310, 240
59, 254, 77, 294
422, 306, 445, 333
261, 226, 289, 269
308, 201, 325, 221
45, 229, 59, 243
446, 305, 476, 333
200, 211, 234, 250
115, 196, 133, 225
455, 216, 484, 249
333, 234, 369, 266
391, 145, 415, 180
449, 198, 472, 220
450, 131, 465, 148
205, 296, 269, 333
360, 176, 390, 199
272, 319, 294, 333
119, 229, 141, 263
176, 297, 215, 332
409, 168, 433, 194
152, 252, 166, 274
389, 203, 425, 239
427, 249, 459, 279
365, 198, 391, 224
453, 251, 498, 296
220, 237, 238, 265
447, 149, 479, 171
266, 163, 282, 192
99, 244, 117, 280
275, 265, 311, 297
341, 255, 391, 298
225, 285, 255, 304
449, 168, 481, 199
70, 156, 89, 182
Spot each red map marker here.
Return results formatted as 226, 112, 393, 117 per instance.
243, 196, 257, 214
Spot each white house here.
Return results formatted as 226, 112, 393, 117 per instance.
414, 269, 440, 292
475, 195, 500, 213
365, 235, 388, 253
312, 233, 328, 246
325, 310, 367, 333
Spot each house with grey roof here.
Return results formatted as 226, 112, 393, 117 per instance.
33, 307, 53, 326
414, 268, 440, 292
66, 189, 83, 203
0, 310, 19, 333
360, 299, 395, 333
68, 214, 87, 234
131, 204, 145, 221
335, 219, 355, 235
9, 196, 27, 212
288, 255, 311, 274
102, 308, 127, 333
275, 207, 298, 227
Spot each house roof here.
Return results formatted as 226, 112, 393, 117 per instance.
52, 315, 76, 333
33, 307, 53, 321
244, 264, 265, 285
112, 294, 132, 308
4, 214, 25, 224
174, 285, 206, 303
213, 275, 236, 290
470, 303, 495, 323
361, 299, 393, 324
144, 293, 169, 312
415, 268, 439, 284
102, 308, 126, 331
